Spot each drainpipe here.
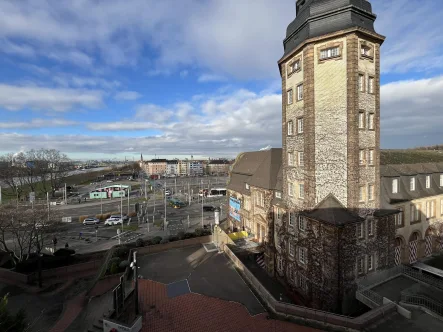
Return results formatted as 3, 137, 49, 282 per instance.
337, 225, 343, 314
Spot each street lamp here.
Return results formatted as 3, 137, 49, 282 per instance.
214, 207, 220, 252
130, 251, 139, 315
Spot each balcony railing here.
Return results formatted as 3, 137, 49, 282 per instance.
400, 294, 443, 317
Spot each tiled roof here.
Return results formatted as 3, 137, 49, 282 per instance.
139, 279, 322, 332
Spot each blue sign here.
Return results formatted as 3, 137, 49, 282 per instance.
229, 197, 241, 222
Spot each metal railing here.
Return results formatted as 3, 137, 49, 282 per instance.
401, 294, 443, 316
356, 288, 384, 308
357, 265, 403, 290
401, 265, 443, 291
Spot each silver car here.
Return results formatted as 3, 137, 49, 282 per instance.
83, 217, 100, 225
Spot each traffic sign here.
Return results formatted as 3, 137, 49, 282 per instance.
29, 192, 35, 202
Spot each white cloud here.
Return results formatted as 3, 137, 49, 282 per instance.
0, 84, 104, 112
197, 74, 227, 83
114, 91, 142, 101
135, 104, 174, 123
86, 122, 162, 131
0, 38, 35, 57
0, 118, 78, 129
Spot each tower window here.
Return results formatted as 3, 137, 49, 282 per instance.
297, 117, 304, 134
368, 113, 375, 130
287, 121, 293, 135
426, 175, 431, 189
359, 149, 366, 165
440, 174, 443, 187
368, 184, 374, 201
287, 89, 293, 105
298, 151, 304, 167
358, 111, 365, 129
288, 182, 294, 197
359, 74, 365, 92
299, 183, 304, 199
320, 46, 340, 60
368, 149, 374, 165
361, 45, 373, 58
392, 179, 398, 194
410, 177, 416, 191
289, 242, 295, 256
368, 76, 374, 94
359, 186, 365, 202
296, 84, 303, 101
288, 152, 294, 166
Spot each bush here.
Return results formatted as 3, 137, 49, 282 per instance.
79, 215, 88, 223
109, 262, 119, 275
119, 260, 130, 269
110, 211, 120, 215
145, 239, 153, 246
194, 228, 204, 237
96, 214, 107, 221
113, 246, 129, 259
103, 213, 111, 220
128, 211, 137, 217
183, 232, 195, 239
177, 231, 185, 240
135, 238, 144, 247
201, 229, 212, 236
53, 248, 76, 257
151, 236, 162, 245
160, 238, 169, 244
169, 236, 179, 242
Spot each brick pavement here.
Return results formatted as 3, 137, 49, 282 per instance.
50, 291, 87, 332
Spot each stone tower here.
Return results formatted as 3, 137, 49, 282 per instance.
279, 0, 385, 212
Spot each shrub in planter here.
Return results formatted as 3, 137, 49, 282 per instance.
169, 236, 179, 242
79, 215, 88, 223
113, 246, 129, 259
177, 231, 185, 240
128, 212, 137, 217
103, 213, 111, 220
151, 236, 162, 245
119, 260, 130, 269
135, 238, 145, 247
110, 262, 119, 275
194, 228, 204, 237
145, 239, 153, 246
183, 232, 195, 239
201, 229, 212, 236
160, 238, 169, 244
110, 211, 120, 215
108, 257, 121, 272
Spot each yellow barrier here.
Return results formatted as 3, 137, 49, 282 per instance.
228, 231, 248, 241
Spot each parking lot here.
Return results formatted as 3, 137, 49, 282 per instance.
137, 245, 265, 315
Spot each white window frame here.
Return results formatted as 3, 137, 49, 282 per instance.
287, 89, 293, 105
256, 192, 264, 207
440, 174, 443, 187
297, 118, 304, 134
358, 257, 364, 274
368, 113, 374, 130
368, 149, 374, 165
288, 182, 293, 197
288, 152, 294, 166
275, 191, 281, 199
392, 179, 398, 194
357, 223, 364, 238
298, 215, 307, 232
426, 175, 431, 189
287, 121, 293, 135
289, 242, 295, 257
297, 274, 308, 292
299, 183, 304, 199
359, 186, 365, 202
358, 111, 365, 129
299, 247, 307, 264
368, 220, 373, 236
276, 207, 281, 220
296, 84, 303, 101
361, 45, 371, 56
395, 207, 403, 226
320, 46, 340, 60
368, 76, 374, 93
288, 212, 294, 226
368, 254, 373, 271
245, 183, 250, 190
410, 177, 416, 191
368, 184, 374, 201
298, 151, 304, 167
293, 60, 300, 71
410, 205, 416, 222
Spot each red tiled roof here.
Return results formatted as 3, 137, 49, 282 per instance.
139, 279, 323, 332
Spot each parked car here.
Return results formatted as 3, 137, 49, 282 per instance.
165, 190, 171, 196
105, 217, 123, 226
83, 217, 100, 225
110, 214, 129, 221
106, 180, 113, 183
203, 205, 216, 212
172, 201, 186, 209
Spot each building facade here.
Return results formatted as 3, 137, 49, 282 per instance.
166, 160, 179, 175
207, 159, 231, 175
146, 159, 167, 175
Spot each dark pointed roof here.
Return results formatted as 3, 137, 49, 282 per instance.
283, 0, 380, 57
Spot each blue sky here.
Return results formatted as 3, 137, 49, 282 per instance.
0, 0, 442, 161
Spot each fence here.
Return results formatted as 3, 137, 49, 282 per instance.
401, 265, 443, 291
357, 265, 403, 290
222, 243, 395, 331
136, 235, 212, 256
400, 294, 443, 317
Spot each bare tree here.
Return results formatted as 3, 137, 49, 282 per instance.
0, 203, 61, 266
0, 153, 27, 201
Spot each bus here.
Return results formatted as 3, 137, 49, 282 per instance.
207, 188, 227, 197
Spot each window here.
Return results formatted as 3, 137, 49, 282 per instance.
440, 174, 443, 187
410, 177, 416, 191
277, 256, 283, 272
368, 113, 375, 130
244, 198, 250, 210
368, 149, 374, 165
256, 192, 264, 207
299, 247, 307, 264
368, 76, 374, 94
289, 212, 294, 226
275, 191, 281, 199
297, 274, 308, 292
395, 207, 404, 226
320, 46, 340, 60
299, 183, 304, 199
289, 242, 295, 257
426, 175, 431, 189
358, 111, 365, 129
368, 254, 373, 271
287, 89, 293, 105
288, 152, 294, 166
245, 183, 250, 190
359, 186, 365, 202
368, 184, 374, 201
297, 118, 304, 134
410, 205, 420, 222
296, 84, 303, 101
357, 223, 364, 238
426, 201, 435, 219
359, 74, 365, 92
287, 121, 293, 135
392, 179, 398, 194
441, 199, 443, 216
276, 207, 281, 219
358, 257, 364, 274
293, 60, 301, 71
368, 220, 374, 236
359, 149, 366, 165
298, 152, 304, 167
361, 45, 372, 57
288, 182, 293, 197
298, 215, 307, 232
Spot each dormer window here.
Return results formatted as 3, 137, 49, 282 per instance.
246, 183, 250, 190
410, 177, 416, 191
361, 45, 372, 57
426, 175, 431, 189
392, 179, 398, 194
292, 60, 301, 71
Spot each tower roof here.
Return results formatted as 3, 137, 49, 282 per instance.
283, 0, 378, 56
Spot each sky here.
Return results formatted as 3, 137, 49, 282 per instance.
0, 0, 442, 161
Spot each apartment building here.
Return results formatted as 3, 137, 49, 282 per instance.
207, 159, 231, 175
166, 160, 179, 175
146, 159, 167, 175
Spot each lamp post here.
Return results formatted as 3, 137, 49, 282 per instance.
214, 207, 220, 252
130, 251, 139, 315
